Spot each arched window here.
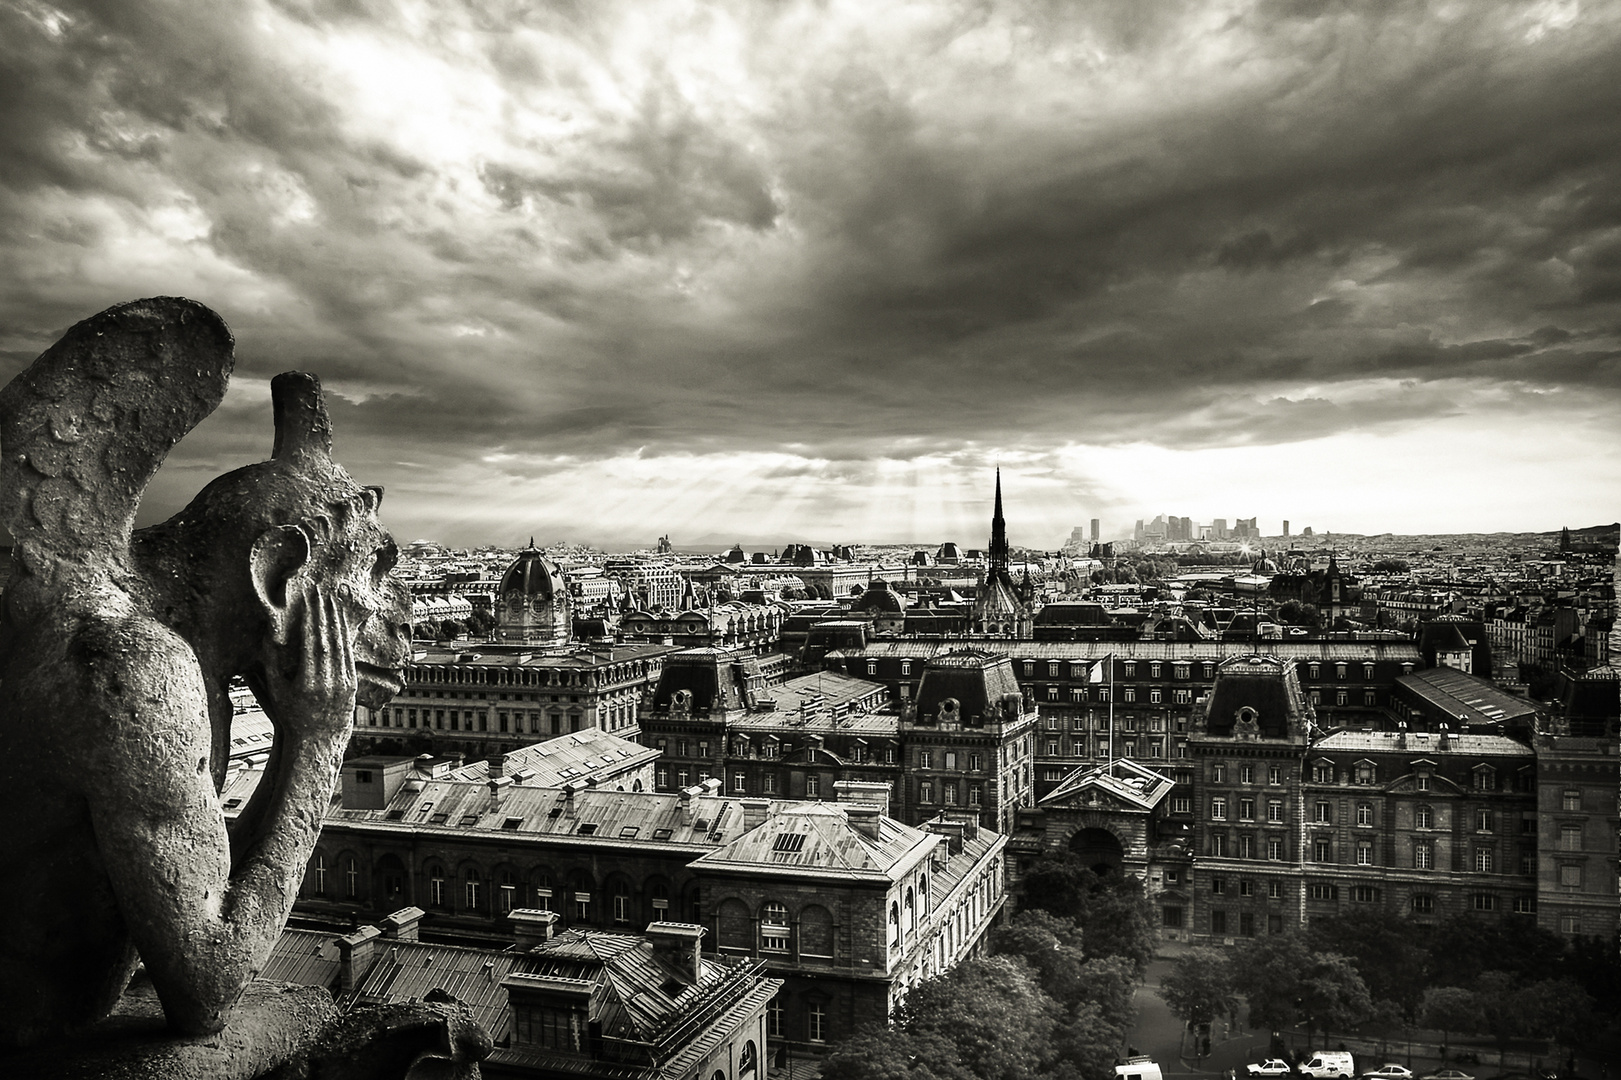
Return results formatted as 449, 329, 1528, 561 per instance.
464, 868, 482, 911
344, 856, 359, 899
917, 874, 929, 915
761, 902, 790, 952
740, 1039, 759, 1079
717, 898, 752, 951
889, 901, 900, 946
427, 865, 447, 908
904, 887, 915, 931
310, 852, 328, 897
800, 904, 834, 959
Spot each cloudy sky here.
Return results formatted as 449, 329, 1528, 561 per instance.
2, 0, 1618, 550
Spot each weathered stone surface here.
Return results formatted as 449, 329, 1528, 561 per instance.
264, 990, 494, 1080
0, 975, 338, 1080
0, 298, 414, 1047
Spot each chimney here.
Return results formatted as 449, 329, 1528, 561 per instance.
740, 798, 772, 832
1396, 720, 1408, 750
1438, 723, 1451, 751
645, 922, 705, 985
700, 777, 721, 797
833, 779, 892, 817
380, 906, 425, 941
489, 753, 506, 779
927, 817, 965, 855
563, 778, 587, 816
487, 774, 512, 813
511, 908, 560, 950
337, 925, 383, 992
679, 784, 703, 823
844, 803, 882, 840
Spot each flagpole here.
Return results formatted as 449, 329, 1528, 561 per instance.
1107, 650, 1115, 763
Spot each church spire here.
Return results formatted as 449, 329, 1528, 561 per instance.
989, 467, 1009, 578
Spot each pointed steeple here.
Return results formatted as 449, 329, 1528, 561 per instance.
989, 467, 1009, 579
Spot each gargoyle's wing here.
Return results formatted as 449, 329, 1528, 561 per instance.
0, 297, 233, 611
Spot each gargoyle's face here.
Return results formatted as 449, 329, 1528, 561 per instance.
325, 486, 412, 710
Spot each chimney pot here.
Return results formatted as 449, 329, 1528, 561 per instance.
645, 921, 705, 985
510, 908, 561, 950
380, 906, 425, 941
336, 925, 384, 992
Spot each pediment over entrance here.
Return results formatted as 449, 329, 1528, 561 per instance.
1039, 757, 1174, 813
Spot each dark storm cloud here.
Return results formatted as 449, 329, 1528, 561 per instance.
1, 0, 1619, 537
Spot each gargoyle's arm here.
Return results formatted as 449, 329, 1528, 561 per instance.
84, 614, 348, 1036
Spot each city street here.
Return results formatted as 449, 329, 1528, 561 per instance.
1133, 956, 1269, 1080
1129, 952, 1619, 1080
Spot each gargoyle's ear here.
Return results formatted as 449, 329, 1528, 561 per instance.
250, 524, 313, 645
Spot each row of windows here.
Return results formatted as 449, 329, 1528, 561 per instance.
369, 706, 596, 735
1209, 763, 1288, 784
301, 853, 698, 924
1307, 760, 1527, 790
1210, 797, 1288, 822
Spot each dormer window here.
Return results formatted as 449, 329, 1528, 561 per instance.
1473, 765, 1497, 791
1335, 663, 1347, 679
1363, 663, 1374, 679
1354, 760, 1376, 785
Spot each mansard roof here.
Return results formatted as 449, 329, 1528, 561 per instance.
913, 648, 1024, 722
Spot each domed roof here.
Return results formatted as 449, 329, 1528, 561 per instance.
853, 579, 906, 614
499, 542, 566, 599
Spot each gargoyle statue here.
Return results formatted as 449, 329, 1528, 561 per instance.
0, 297, 411, 1046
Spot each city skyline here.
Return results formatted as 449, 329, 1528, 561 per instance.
2, 2, 1620, 549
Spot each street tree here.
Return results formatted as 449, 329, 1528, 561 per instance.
992, 910, 1089, 1011
1232, 934, 1316, 1031
1305, 910, 1430, 1018
896, 957, 1060, 1080
1074, 954, 1139, 1034
1021, 857, 1159, 978
821, 1027, 973, 1080
1157, 947, 1236, 1038
1417, 986, 1481, 1058
1296, 952, 1374, 1046
1052, 1001, 1129, 1080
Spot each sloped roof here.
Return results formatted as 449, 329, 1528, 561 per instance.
444, 727, 657, 787
1313, 728, 1533, 758
689, 802, 935, 882
1396, 666, 1539, 728
262, 929, 342, 991
1040, 757, 1176, 812
349, 939, 525, 1043
223, 768, 745, 850
828, 639, 1422, 662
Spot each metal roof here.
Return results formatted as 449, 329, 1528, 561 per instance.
689, 802, 934, 882
829, 639, 1423, 662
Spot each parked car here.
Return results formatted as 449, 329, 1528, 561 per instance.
1301, 1053, 1357, 1080
1362, 1067, 1414, 1080
1249, 1061, 1296, 1077
1420, 1070, 1475, 1080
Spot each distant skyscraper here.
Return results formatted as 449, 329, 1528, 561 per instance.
1090, 518, 1100, 543
1282, 520, 1290, 538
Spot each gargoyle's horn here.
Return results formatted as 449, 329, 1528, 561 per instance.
271, 372, 333, 463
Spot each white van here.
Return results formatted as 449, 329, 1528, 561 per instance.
1116, 1056, 1164, 1080
1298, 1052, 1355, 1079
